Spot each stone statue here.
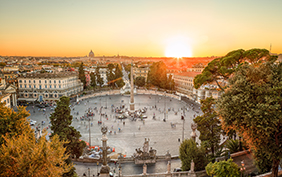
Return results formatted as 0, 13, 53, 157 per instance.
190, 159, 195, 172
190, 123, 197, 142
133, 138, 157, 164
143, 138, 150, 153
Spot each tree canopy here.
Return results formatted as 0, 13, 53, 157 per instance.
0, 102, 73, 176
0, 132, 72, 177
194, 48, 276, 91
50, 96, 86, 158
124, 63, 131, 73
135, 76, 145, 87
90, 72, 96, 88
114, 63, 124, 88
179, 138, 208, 171
217, 62, 282, 177
206, 159, 240, 177
95, 67, 104, 87
106, 64, 115, 88
50, 96, 86, 176
147, 61, 174, 89
193, 97, 222, 158
107, 63, 124, 88
0, 103, 32, 145
78, 62, 86, 89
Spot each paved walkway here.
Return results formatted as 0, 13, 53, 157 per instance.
26, 94, 202, 176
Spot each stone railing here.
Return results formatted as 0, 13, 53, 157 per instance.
123, 170, 207, 177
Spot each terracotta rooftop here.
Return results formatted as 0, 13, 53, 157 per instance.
19, 72, 78, 78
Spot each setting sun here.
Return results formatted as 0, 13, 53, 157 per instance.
165, 37, 193, 58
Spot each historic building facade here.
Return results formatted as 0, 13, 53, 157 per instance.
17, 72, 83, 102
0, 71, 17, 107
0, 92, 11, 108
174, 71, 221, 103
133, 66, 149, 81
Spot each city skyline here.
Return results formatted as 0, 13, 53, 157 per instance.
1, 0, 282, 57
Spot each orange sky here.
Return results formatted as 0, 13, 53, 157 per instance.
1, 0, 281, 57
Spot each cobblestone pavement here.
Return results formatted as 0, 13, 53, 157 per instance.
26, 94, 201, 176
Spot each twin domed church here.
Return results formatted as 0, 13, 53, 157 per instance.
89, 50, 94, 58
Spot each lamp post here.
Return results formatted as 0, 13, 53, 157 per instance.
89, 113, 91, 148
181, 115, 185, 142
88, 167, 90, 177
155, 90, 156, 109
97, 162, 99, 176
163, 91, 166, 121
169, 82, 172, 94
240, 160, 245, 177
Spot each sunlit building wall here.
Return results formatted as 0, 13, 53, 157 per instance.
17, 72, 83, 102
174, 71, 221, 103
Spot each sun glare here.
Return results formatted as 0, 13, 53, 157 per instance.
165, 36, 193, 58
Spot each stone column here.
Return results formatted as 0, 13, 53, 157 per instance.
14, 94, 17, 106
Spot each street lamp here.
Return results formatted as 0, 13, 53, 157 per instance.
163, 91, 166, 121
240, 160, 245, 177
89, 115, 91, 148
97, 162, 99, 176
181, 115, 185, 142
154, 89, 157, 109
165, 91, 167, 120
88, 167, 90, 177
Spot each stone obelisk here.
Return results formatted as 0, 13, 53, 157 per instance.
130, 60, 135, 111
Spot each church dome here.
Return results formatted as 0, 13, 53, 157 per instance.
89, 50, 94, 57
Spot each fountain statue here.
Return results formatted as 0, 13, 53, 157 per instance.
133, 138, 157, 164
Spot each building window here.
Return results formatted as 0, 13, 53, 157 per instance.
20, 84, 22, 88
54, 80, 56, 84
45, 80, 47, 83
34, 80, 35, 83
39, 85, 42, 89
24, 85, 26, 88
59, 80, 61, 83
29, 85, 31, 88
59, 85, 61, 88
50, 85, 52, 88
54, 85, 56, 88
39, 80, 41, 84
29, 80, 31, 83
49, 80, 51, 83
19, 80, 22, 83
45, 85, 47, 88
7, 99, 9, 103
34, 85, 36, 88
24, 80, 26, 83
